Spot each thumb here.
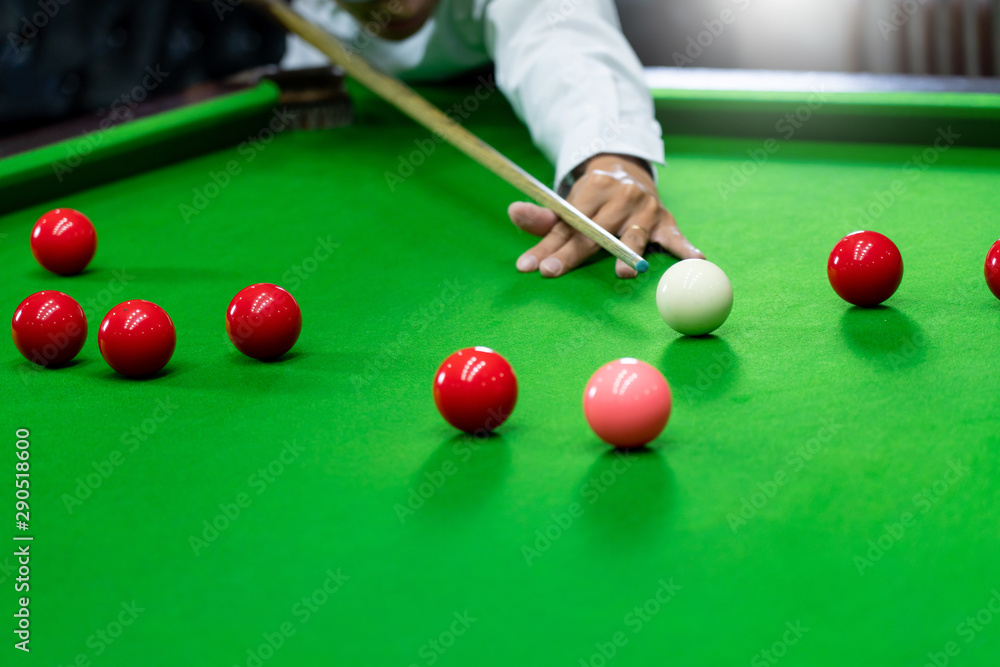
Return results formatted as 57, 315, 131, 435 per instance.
508, 202, 560, 238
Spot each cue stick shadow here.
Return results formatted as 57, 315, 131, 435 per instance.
398, 432, 512, 524
839, 305, 927, 370
574, 448, 675, 550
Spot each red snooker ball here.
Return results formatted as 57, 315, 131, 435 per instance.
11, 291, 87, 366
31, 208, 97, 276
583, 358, 672, 449
226, 284, 302, 360
827, 231, 903, 307
433, 347, 518, 434
98, 300, 176, 377
985, 240, 1000, 301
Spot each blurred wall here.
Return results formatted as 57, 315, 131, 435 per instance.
2, 0, 997, 133
616, 0, 998, 76
617, 0, 861, 71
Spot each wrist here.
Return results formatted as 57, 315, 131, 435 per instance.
586, 153, 654, 179
558, 154, 656, 197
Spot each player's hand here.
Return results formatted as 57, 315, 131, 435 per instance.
509, 154, 704, 279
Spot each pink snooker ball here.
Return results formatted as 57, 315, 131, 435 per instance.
583, 358, 672, 449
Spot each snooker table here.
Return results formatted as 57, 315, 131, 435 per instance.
3, 68, 1000, 667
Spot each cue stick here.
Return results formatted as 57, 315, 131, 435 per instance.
243, 0, 649, 274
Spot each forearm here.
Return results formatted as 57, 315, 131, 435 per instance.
484, 0, 664, 189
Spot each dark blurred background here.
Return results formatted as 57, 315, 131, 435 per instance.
0, 0, 284, 134
1, 0, 998, 135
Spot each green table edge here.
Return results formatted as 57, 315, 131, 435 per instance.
0, 81, 283, 215
652, 87, 1000, 114
2, 80, 998, 217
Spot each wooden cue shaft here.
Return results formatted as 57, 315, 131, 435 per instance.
246, 0, 649, 273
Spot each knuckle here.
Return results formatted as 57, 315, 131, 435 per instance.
588, 173, 615, 189
547, 227, 571, 245
622, 183, 646, 201
641, 197, 661, 216
572, 235, 599, 254
630, 233, 650, 251
556, 222, 575, 238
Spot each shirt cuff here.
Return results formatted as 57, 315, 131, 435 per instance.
554, 121, 666, 197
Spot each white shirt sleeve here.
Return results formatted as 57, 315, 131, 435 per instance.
483, 0, 665, 189
282, 0, 663, 190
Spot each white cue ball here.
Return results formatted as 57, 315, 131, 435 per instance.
656, 259, 733, 336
